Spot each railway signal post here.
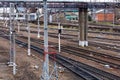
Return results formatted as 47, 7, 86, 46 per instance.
57, 9, 62, 53
58, 22, 61, 53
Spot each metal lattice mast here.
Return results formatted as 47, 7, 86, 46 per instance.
9, 3, 16, 75
40, 1, 58, 80
3, 5, 5, 24
3, 5, 8, 27
41, 0, 49, 80
43, 0, 49, 78
5, 5, 8, 27
9, 3, 13, 66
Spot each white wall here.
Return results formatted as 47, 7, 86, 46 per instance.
0, 7, 16, 14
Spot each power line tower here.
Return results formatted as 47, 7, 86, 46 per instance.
40, 0, 58, 80
9, 3, 17, 75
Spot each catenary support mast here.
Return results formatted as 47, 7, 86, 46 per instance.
41, 0, 49, 80
9, 3, 16, 75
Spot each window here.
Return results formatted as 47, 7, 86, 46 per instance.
18, 14, 23, 17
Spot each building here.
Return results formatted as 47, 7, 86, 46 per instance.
94, 9, 114, 22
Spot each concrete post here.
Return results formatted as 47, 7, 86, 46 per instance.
84, 8, 88, 46
78, 8, 88, 47
79, 8, 85, 47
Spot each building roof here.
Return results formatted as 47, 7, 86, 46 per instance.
95, 9, 113, 14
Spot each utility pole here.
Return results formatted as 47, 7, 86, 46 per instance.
9, 3, 16, 75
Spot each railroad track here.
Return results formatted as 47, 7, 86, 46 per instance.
45, 32, 120, 53
19, 27, 120, 43
89, 41, 120, 52
6, 27, 120, 70
1, 25, 120, 44
57, 55, 120, 80
1, 20, 120, 34
61, 45, 120, 69
1, 27, 120, 79
0, 32, 102, 80
4, 36, 120, 80
1, 27, 118, 61
47, 32, 120, 53
49, 22, 120, 32
17, 35, 120, 69
12, 38, 120, 80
